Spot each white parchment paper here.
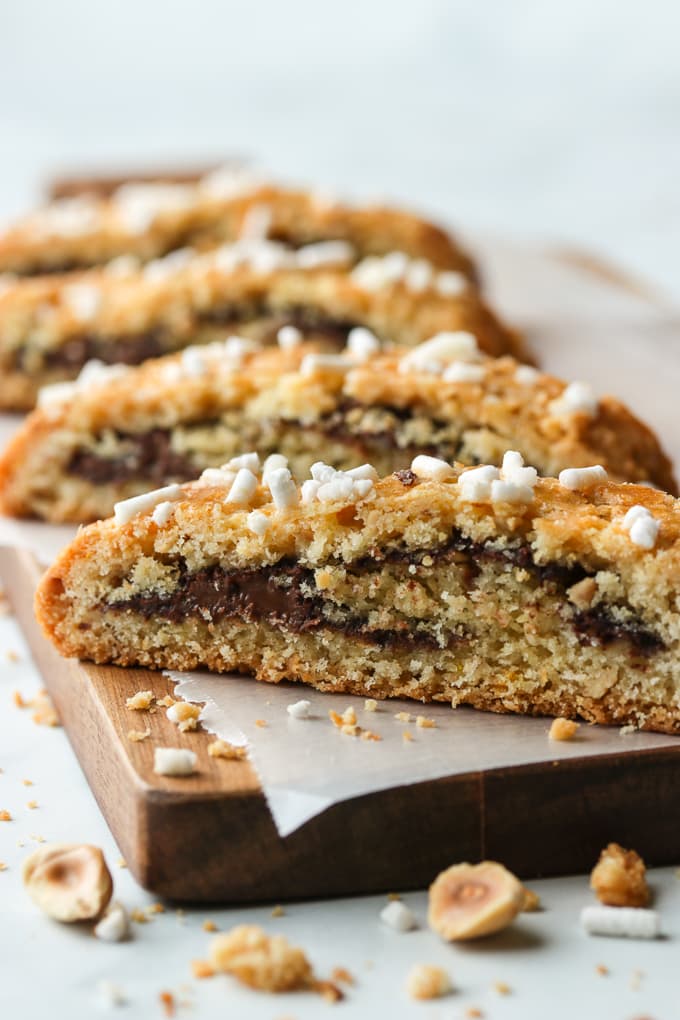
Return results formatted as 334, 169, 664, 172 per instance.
168, 670, 680, 837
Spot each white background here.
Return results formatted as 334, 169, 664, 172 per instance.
1, 0, 679, 298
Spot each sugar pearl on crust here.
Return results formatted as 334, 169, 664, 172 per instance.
151, 501, 175, 527
262, 453, 289, 481
620, 504, 659, 548
400, 331, 479, 375
490, 479, 534, 504
442, 362, 485, 383
114, 483, 183, 525
458, 464, 500, 503
559, 465, 608, 491
277, 325, 303, 350
226, 469, 259, 505
62, 283, 101, 322
515, 364, 540, 385
346, 326, 380, 361
435, 270, 467, 296
410, 456, 455, 482
224, 452, 261, 474
247, 511, 269, 537
198, 467, 236, 488
549, 381, 598, 417
266, 468, 299, 510
300, 353, 353, 376
295, 239, 354, 267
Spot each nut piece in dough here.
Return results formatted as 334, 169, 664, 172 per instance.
590, 843, 649, 907
22, 842, 113, 922
428, 860, 524, 941
210, 924, 314, 992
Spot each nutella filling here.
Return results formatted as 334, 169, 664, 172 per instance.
106, 533, 663, 656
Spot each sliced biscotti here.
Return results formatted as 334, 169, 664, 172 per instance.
0, 243, 517, 411
35, 455, 680, 733
0, 169, 477, 279
0, 331, 674, 522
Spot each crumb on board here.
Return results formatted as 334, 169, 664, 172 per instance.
465, 1009, 484, 1019
548, 717, 579, 741
361, 729, 382, 741
331, 967, 355, 986
6, 650, 20, 662
147, 902, 165, 915
394, 712, 413, 723
210, 925, 314, 992
208, 739, 247, 760
406, 964, 452, 1000
255, 719, 268, 728
130, 908, 150, 924
590, 843, 650, 907
630, 968, 644, 991
157, 695, 175, 708
416, 715, 436, 729
271, 905, 285, 918
493, 980, 511, 995
166, 700, 201, 732
202, 919, 218, 932
191, 960, 215, 979
402, 731, 414, 743
596, 963, 609, 976
314, 979, 344, 1002
26, 800, 38, 810
126, 690, 154, 711
22, 779, 34, 786
364, 699, 378, 712
127, 727, 151, 742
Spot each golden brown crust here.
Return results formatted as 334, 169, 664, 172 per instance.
35, 468, 680, 733
0, 178, 477, 279
0, 250, 519, 410
0, 343, 674, 523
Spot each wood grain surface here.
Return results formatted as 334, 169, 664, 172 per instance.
2, 545, 680, 903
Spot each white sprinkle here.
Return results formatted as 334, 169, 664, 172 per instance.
266, 467, 299, 510
558, 465, 608, 491
277, 325, 303, 350
180, 346, 207, 377
317, 475, 356, 502
353, 478, 375, 497
153, 747, 197, 777
622, 504, 653, 531
222, 335, 260, 363
580, 905, 661, 939
500, 450, 538, 488
490, 479, 535, 504
629, 516, 659, 550
442, 362, 485, 383
514, 364, 540, 385
226, 468, 259, 505
28, 196, 99, 239
262, 454, 289, 481
300, 353, 352, 376
345, 464, 379, 481
435, 270, 467, 296
198, 467, 236, 487
78, 360, 130, 388
380, 250, 411, 281
310, 462, 337, 483
114, 484, 183, 525
238, 203, 272, 241
301, 479, 322, 503
410, 455, 455, 482
287, 699, 312, 720
404, 258, 433, 292
96, 979, 127, 1007
400, 331, 479, 375
37, 381, 79, 409
458, 464, 501, 503
62, 283, 101, 322
247, 239, 292, 273
200, 164, 262, 199
105, 254, 140, 277
549, 381, 598, 417
295, 240, 354, 268
114, 183, 195, 234
151, 501, 175, 527
380, 899, 418, 932
346, 326, 380, 361
143, 247, 194, 283
94, 902, 129, 943
223, 452, 261, 474
247, 510, 269, 536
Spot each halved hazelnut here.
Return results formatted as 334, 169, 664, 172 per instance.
22, 842, 113, 922
428, 860, 525, 941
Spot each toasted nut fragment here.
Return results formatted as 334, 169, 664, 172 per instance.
521, 886, 541, 912
22, 842, 113, 922
428, 861, 524, 941
210, 925, 314, 992
406, 964, 452, 1000
567, 577, 597, 609
590, 843, 649, 907
549, 717, 579, 741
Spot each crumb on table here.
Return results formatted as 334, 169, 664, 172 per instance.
548, 717, 579, 741
210, 924, 314, 992
208, 739, 247, 760
126, 690, 155, 711
406, 964, 452, 1000
590, 843, 650, 907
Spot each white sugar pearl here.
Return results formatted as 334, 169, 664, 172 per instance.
300, 353, 352, 376
277, 325, 303, 350
346, 326, 380, 361
442, 362, 485, 383
287, 700, 312, 719
153, 748, 197, 777
580, 905, 660, 939
224, 452, 261, 473
490, 479, 535, 504
262, 454, 289, 481
629, 516, 659, 549
247, 510, 270, 537
380, 900, 418, 932
226, 468, 259, 504
558, 465, 608, 491
266, 467, 299, 510
151, 501, 175, 527
114, 484, 183, 525
550, 381, 598, 417
410, 455, 455, 482
94, 902, 129, 942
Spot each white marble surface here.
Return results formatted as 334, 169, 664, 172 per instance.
1, 608, 679, 1020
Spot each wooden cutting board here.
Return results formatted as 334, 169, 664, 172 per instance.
3, 545, 680, 903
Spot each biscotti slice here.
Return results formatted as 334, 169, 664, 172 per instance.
0, 243, 518, 410
36, 455, 680, 733
0, 168, 477, 279
0, 331, 674, 523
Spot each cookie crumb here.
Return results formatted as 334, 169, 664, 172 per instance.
22, 779, 34, 786
314, 979, 344, 1003
402, 731, 414, 742
0, 810, 11, 821
26, 800, 38, 810
159, 990, 175, 1017
596, 963, 609, 976
210, 925, 314, 992
549, 717, 579, 741
208, 739, 247, 760
415, 715, 436, 728
0, 862, 7, 871
127, 727, 151, 742
157, 695, 175, 708
364, 699, 378, 712
255, 719, 268, 728
130, 908, 150, 924
591, 843, 649, 907
153, 748, 197, 777
271, 905, 285, 918
126, 690, 154, 711
406, 964, 451, 1000
191, 960, 215, 979
493, 980, 511, 995
167, 701, 201, 732
147, 902, 165, 915
521, 887, 541, 912
117, 857, 127, 869
331, 967, 354, 986
394, 711, 413, 723
202, 919, 218, 932
31, 690, 61, 727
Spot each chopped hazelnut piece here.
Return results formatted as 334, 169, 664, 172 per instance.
429, 860, 524, 940
126, 690, 154, 711
549, 717, 579, 741
22, 843, 113, 921
590, 843, 649, 907
406, 964, 452, 1000
208, 739, 247, 760
210, 925, 314, 992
